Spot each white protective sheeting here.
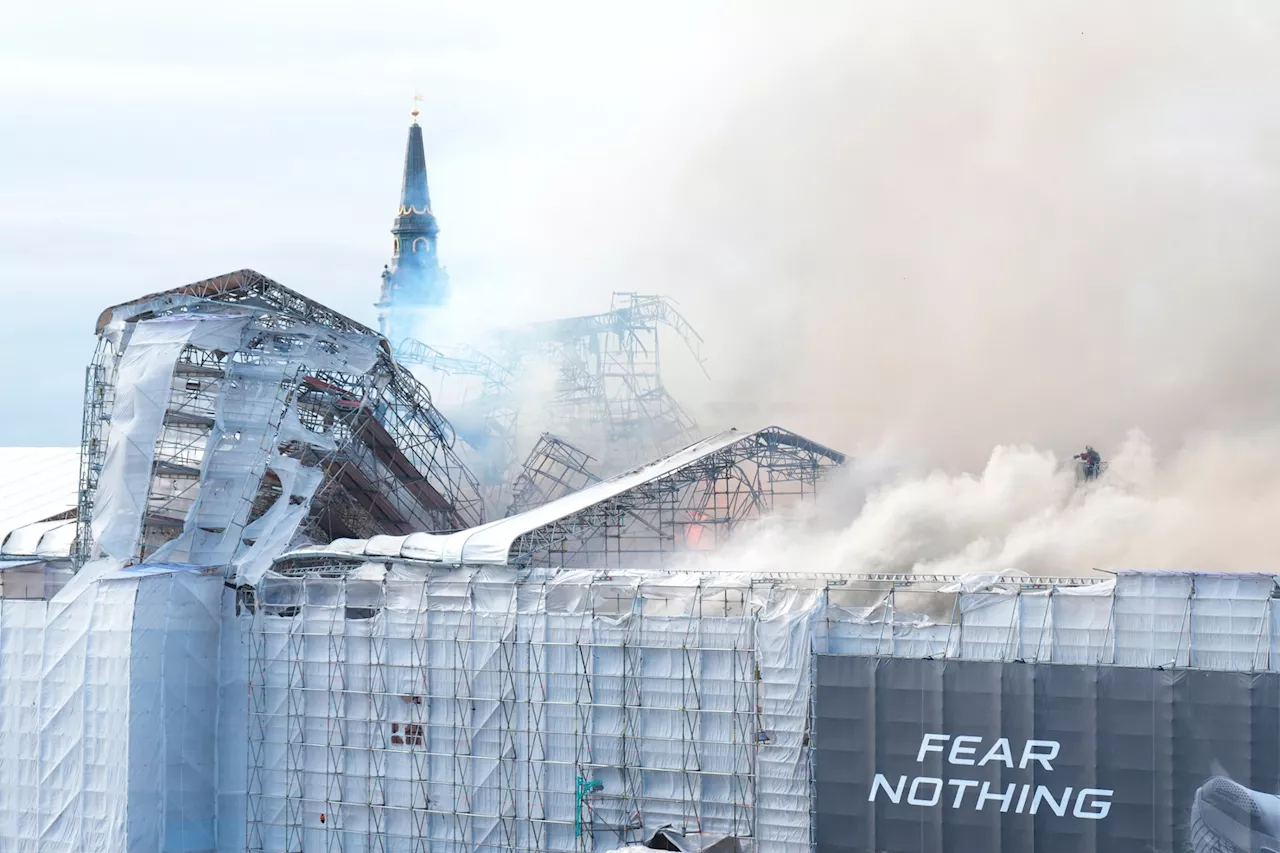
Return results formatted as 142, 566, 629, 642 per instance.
752, 585, 818, 853
1188, 573, 1274, 669
150, 324, 377, 582
0, 447, 79, 553
0, 566, 224, 853
285, 429, 753, 567
9, 563, 1280, 853
120, 568, 223, 852
2, 519, 76, 559
0, 561, 73, 600
216, 588, 250, 853
91, 315, 251, 562
87, 309, 381, 582
244, 568, 769, 853
248, 569, 1280, 853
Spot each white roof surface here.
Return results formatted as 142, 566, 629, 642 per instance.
285, 429, 757, 567
0, 447, 79, 559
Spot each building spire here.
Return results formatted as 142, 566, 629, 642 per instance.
398, 100, 434, 219
378, 104, 450, 343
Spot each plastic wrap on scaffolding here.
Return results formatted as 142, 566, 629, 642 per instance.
83, 273, 486, 582
121, 569, 223, 851
16, 550, 1280, 853
86, 306, 389, 584
217, 586, 251, 852
91, 316, 250, 561
235, 568, 1280, 853
146, 321, 380, 582
752, 585, 818, 853
0, 566, 223, 853
243, 569, 764, 853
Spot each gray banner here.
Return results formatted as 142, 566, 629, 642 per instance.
814, 656, 1280, 853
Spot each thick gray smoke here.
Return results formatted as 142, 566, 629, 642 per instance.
690, 429, 1280, 577
431, 4, 1280, 574
693, 8, 1280, 463
495, 4, 1280, 468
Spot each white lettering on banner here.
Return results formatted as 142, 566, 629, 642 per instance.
947, 779, 979, 807
917, 733, 949, 762
979, 738, 1013, 767
1031, 786, 1071, 816
1021, 740, 1059, 771
870, 774, 906, 803
866, 734, 1114, 821
913, 734, 1057, 770
1074, 789, 1113, 820
977, 781, 1017, 812
907, 777, 943, 806
949, 735, 981, 765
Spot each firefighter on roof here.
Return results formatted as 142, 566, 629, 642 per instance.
1074, 445, 1102, 481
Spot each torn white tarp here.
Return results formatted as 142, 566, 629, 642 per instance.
143, 320, 379, 584
91, 315, 250, 562
88, 308, 383, 582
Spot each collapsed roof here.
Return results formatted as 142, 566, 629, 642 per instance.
78, 269, 485, 582
276, 425, 846, 572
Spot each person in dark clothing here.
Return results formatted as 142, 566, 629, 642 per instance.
1074, 446, 1102, 480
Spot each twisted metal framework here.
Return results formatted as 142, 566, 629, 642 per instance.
505, 432, 600, 517
503, 427, 844, 571
299, 360, 486, 539
394, 340, 514, 397
388, 291, 709, 518
75, 269, 484, 567
92, 268, 377, 337
495, 292, 707, 477
273, 426, 847, 578
394, 339, 520, 500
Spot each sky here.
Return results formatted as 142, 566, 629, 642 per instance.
0, 1, 776, 444
4, 2, 1280, 475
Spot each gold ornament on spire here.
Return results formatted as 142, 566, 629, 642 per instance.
411, 91, 423, 124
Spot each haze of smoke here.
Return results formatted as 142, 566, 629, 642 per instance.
535, 6, 1280, 574
487, 4, 1280, 472
409, 6, 1280, 573
686, 428, 1280, 577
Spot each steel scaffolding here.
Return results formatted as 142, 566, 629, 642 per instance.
247, 422, 846, 851
243, 570, 768, 853
500, 427, 845, 571
495, 293, 706, 477
505, 433, 600, 518
75, 269, 485, 569
391, 291, 708, 519
271, 426, 847, 577
394, 339, 521, 513
241, 567, 1112, 853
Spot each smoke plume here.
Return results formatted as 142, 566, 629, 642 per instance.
430, 4, 1280, 574
688, 429, 1280, 577
493, 4, 1280, 468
